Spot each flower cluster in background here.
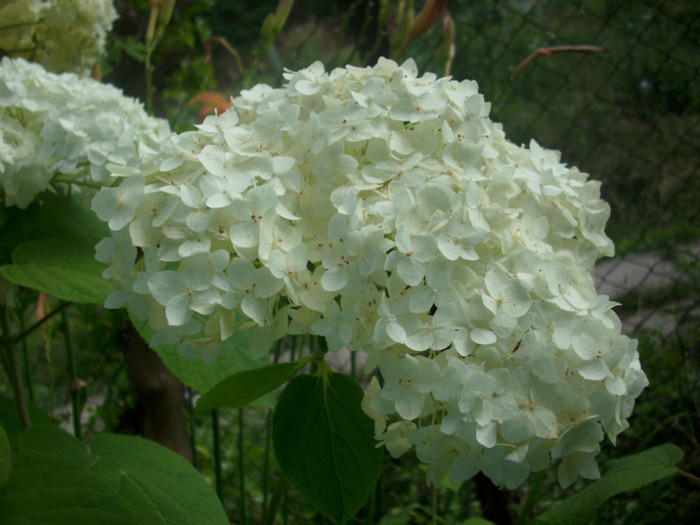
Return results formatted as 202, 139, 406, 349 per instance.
0, 57, 170, 208
0, 0, 117, 76
93, 58, 648, 489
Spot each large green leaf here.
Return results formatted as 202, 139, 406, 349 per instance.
0, 425, 10, 489
272, 370, 383, 524
195, 355, 312, 413
0, 425, 228, 525
0, 238, 111, 303
0, 193, 109, 264
35, 193, 109, 246
0, 398, 53, 448
129, 312, 273, 400
530, 443, 683, 525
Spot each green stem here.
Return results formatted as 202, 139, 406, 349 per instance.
0, 21, 41, 32
431, 485, 438, 525
12, 301, 71, 343
145, 44, 155, 115
186, 387, 199, 470
264, 479, 286, 525
19, 315, 35, 402
238, 407, 247, 525
1, 305, 31, 428
61, 309, 81, 439
515, 472, 545, 525
211, 409, 223, 501
143, 4, 161, 115
262, 408, 273, 523
678, 468, 700, 484
282, 482, 289, 525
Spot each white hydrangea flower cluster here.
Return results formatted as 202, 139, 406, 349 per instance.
93, 58, 648, 489
0, 57, 171, 208
0, 0, 118, 76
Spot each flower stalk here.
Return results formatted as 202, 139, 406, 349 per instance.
1, 305, 31, 428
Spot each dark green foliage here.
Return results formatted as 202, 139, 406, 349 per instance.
0, 425, 228, 524
273, 371, 383, 524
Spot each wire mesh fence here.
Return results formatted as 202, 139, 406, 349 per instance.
442, 0, 700, 348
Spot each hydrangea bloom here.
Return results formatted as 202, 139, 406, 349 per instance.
0, 57, 170, 208
93, 58, 648, 489
0, 0, 117, 76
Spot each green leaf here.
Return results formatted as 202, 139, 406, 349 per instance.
0, 193, 109, 257
38, 193, 110, 244
129, 312, 273, 402
0, 398, 53, 448
0, 238, 111, 303
530, 443, 684, 525
195, 355, 312, 413
0, 425, 10, 489
0, 425, 228, 525
272, 370, 384, 524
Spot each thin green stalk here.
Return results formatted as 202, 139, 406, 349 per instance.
289, 336, 297, 363
0, 336, 10, 383
431, 485, 438, 525
238, 407, 247, 525
678, 469, 700, 484
282, 482, 289, 525
514, 472, 545, 525
61, 309, 81, 439
2, 304, 32, 428
0, 21, 41, 31
262, 408, 273, 523
264, 479, 286, 525
144, 44, 156, 115
211, 409, 223, 501
19, 315, 35, 402
11, 301, 70, 343
143, 4, 161, 115
186, 387, 199, 470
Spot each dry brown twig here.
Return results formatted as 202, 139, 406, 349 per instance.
514, 45, 608, 74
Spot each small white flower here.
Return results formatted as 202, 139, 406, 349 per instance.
92, 175, 145, 231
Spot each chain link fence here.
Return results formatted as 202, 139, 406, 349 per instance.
445, 0, 700, 344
